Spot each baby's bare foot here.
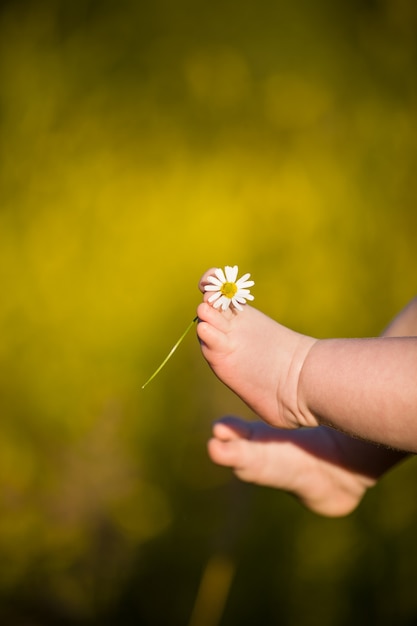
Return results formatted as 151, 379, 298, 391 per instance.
208, 417, 376, 517
197, 300, 317, 429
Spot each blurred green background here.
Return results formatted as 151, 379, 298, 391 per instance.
1, 0, 417, 624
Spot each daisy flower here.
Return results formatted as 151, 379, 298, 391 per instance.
142, 264, 255, 389
204, 265, 254, 311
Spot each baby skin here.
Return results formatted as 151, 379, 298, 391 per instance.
206, 418, 404, 517
197, 269, 417, 517
197, 299, 317, 430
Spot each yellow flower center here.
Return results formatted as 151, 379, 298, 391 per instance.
221, 282, 237, 298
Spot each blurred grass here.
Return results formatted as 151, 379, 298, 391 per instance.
0, 0, 417, 624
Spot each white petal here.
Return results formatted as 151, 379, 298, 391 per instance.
236, 280, 254, 289
206, 275, 223, 286
204, 284, 222, 292
214, 267, 226, 283
236, 291, 254, 301
208, 291, 222, 303
236, 272, 251, 284
221, 297, 231, 310
231, 298, 243, 311
235, 289, 251, 297
225, 265, 238, 282
213, 296, 227, 309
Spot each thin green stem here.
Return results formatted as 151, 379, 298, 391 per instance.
142, 316, 198, 389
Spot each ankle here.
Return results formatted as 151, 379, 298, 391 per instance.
278, 333, 318, 429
